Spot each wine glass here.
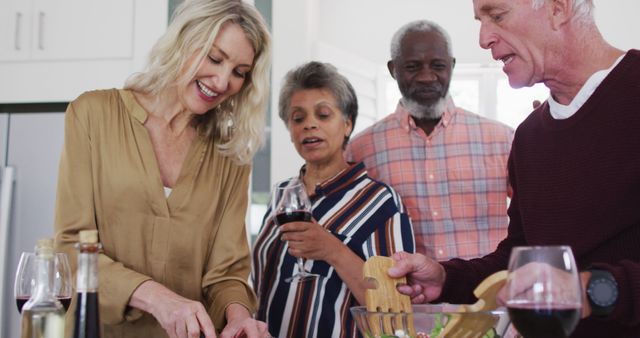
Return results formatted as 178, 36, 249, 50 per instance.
506, 246, 582, 338
272, 178, 319, 283
14, 251, 73, 313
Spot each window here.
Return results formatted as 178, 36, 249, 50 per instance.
496, 79, 548, 129
384, 64, 548, 129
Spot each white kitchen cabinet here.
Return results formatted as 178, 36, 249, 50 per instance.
0, 0, 32, 61
0, 0, 168, 103
0, 0, 134, 62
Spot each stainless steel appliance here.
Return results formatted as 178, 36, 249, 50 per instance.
0, 108, 66, 338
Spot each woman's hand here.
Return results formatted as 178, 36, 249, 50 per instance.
130, 280, 217, 338
281, 220, 369, 304
220, 303, 271, 338
280, 220, 341, 262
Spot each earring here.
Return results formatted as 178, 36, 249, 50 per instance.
224, 110, 236, 136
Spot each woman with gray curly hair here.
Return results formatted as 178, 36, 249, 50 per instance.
54, 1, 271, 337
252, 61, 415, 337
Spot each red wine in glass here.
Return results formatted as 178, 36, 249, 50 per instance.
506, 246, 582, 338
275, 211, 312, 225
16, 296, 71, 313
58, 296, 72, 312
272, 179, 318, 282
16, 296, 29, 313
14, 252, 73, 313
508, 304, 581, 338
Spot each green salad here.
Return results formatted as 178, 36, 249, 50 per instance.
367, 313, 499, 338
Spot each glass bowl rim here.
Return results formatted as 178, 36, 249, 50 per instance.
350, 304, 508, 316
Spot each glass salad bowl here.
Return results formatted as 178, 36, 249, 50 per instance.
350, 304, 511, 338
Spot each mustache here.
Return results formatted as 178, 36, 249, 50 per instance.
408, 83, 444, 95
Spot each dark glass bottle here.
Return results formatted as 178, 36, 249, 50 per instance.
20, 238, 65, 338
73, 230, 102, 338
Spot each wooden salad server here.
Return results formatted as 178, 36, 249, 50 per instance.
440, 270, 508, 338
363, 256, 416, 337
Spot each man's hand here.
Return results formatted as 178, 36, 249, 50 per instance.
387, 251, 446, 303
580, 271, 592, 318
495, 263, 590, 317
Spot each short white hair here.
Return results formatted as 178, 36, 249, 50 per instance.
531, 0, 594, 22
390, 20, 452, 60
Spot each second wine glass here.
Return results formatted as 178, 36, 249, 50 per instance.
14, 251, 73, 313
506, 246, 582, 338
271, 178, 319, 283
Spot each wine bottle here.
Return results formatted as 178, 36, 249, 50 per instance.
73, 230, 102, 338
20, 238, 65, 338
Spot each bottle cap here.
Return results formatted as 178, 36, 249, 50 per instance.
36, 238, 55, 257
79, 230, 99, 244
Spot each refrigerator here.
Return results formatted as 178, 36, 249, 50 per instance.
0, 110, 66, 338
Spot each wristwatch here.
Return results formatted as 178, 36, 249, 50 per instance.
586, 269, 618, 317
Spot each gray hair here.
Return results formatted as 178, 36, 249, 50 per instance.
278, 61, 358, 144
390, 20, 452, 60
532, 0, 594, 22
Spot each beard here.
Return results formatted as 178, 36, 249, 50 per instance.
401, 95, 447, 120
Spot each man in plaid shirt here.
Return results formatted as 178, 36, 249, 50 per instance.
346, 20, 514, 260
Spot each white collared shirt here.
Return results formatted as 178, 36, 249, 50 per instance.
548, 53, 626, 119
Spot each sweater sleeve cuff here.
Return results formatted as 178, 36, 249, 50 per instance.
435, 262, 458, 303
99, 261, 152, 325
435, 260, 478, 304
206, 279, 257, 330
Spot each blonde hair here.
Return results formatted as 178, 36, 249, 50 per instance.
125, 0, 272, 164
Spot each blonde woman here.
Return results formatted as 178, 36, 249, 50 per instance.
54, 1, 272, 337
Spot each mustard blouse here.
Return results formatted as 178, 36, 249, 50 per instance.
54, 89, 256, 337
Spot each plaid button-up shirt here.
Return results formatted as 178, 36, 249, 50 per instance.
346, 98, 514, 260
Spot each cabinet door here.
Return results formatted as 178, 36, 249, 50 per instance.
2, 112, 65, 338
0, 0, 33, 61
31, 0, 134, 61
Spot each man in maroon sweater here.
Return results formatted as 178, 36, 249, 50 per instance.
388, 0, 640, 336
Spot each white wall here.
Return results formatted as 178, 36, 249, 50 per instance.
316, 0, 639, 65
317, 1, 486, 65
270, 0, 640, 183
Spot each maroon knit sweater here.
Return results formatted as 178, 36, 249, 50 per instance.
440, 50, 640, 337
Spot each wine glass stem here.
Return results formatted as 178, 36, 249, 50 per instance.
296, 258, 307, 275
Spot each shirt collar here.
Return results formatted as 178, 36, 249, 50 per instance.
395, 94, 457, 133
548, 53, 625, 119
119, 89, 148, 124
298, 162, 366, 198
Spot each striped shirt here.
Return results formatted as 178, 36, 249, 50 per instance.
345, 99, 513, 260
252, 162, 415, 338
